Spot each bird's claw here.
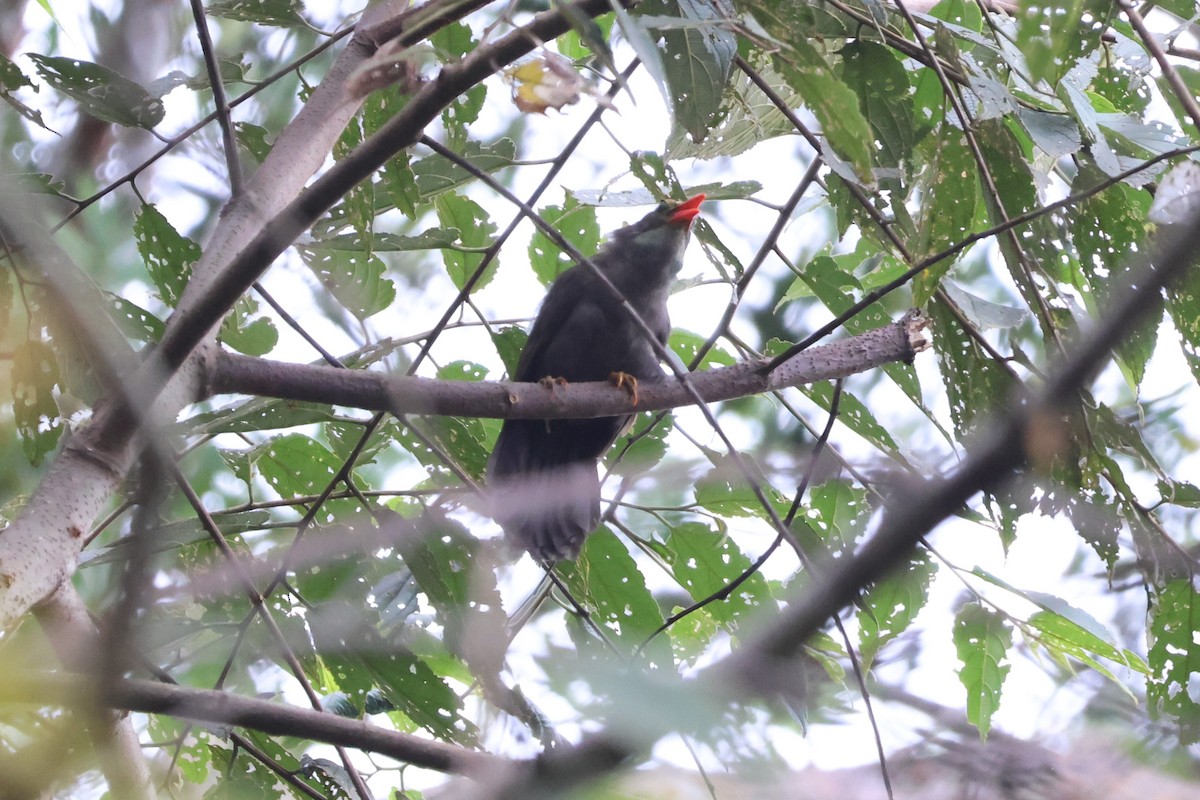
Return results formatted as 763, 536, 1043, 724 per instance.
538, 375, 569, 395
608, 371, 639, 406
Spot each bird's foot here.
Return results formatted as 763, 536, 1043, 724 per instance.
538, 375, 569, 395
608, 371, 639, 406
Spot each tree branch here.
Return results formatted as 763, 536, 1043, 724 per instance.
207, 311, 931, 419
1, 672, 500, 778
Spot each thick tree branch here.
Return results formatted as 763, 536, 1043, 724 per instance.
1, 672, 500, 778
0, 0, 409, 633
207, 312, 930, 418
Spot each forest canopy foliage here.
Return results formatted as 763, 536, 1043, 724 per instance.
1, 0, 1200, 797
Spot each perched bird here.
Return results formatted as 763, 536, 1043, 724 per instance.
488, 194, 705, 562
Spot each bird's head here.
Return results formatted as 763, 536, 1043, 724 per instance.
607, 193, 705, 277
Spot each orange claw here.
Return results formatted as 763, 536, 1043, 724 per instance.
608, 371, 640, 406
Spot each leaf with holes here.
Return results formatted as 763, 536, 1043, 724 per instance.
412, 139, 516, 201
207, 0, 307, 26
296, 244, 396, 319
1147, 580, 1200, 742
667, 522, 770, 631
858, 549, 936, 667
435, 193, 498, 292
636, 0, 737, 144
28, 54, 164, 128
12, 340, 63, 466
528, 199, 600, 285
253, 433, 343, 499
954, 602, 1011, 739
560, 527, 671, 667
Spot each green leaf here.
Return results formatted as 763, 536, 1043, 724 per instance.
665, 58, 801, 160
105, 295, 163, 343
636, 0, 737, 144
411, 139, 516, 200
393, 512, 508, 677
606, 411, 672, 477
219, 298, 279, 356
12, 340, 63, 466
206, 0, 307, 27
1016, 0, 1111, 85
491, 325, 528, 378
182, 399, 338, 436
570, 179, 760, 207
434, 193, 498, 291
668, 328, 735, 370
295, 245, 396, 319
914, 130, 977, 302
929, 297, 1015, 438
757, 29, 873, 182
133, 203, 199, 308
253, 433, 343, 499
953, 602, 1012, 738
858, 549, 937, 667
1147, 580, 1200, 743
528, 198, 600, 285
28, 54, 164, 128
666, 521, 770, 631
234, 121, 273, 164
800, 382, 898, 455
694, 453, 789, 520
1070, 166, 1156, 388
839, 41, 917, 179
559, 527, 671, 667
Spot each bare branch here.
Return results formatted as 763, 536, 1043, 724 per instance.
208, 312, 931, 418
1, 672, 500, 778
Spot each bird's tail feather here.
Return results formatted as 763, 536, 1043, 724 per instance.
490, 463, 600, 562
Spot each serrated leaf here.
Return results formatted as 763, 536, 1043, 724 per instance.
636, 0, 737, 144
411, 139, 516, 200
12, 340, 63, 466
839, 41, 917, 178
1147, 580, 1200, 743
930, 297, 1015, 438
219, 298, 278, 356
769, 38, 873, 183
569, 179, 760, 207
133, 203, 199, 308
666, 521, 770, 631
914, 130, 977, 302
104, 294, 163, 343
559, 527, 671, 667
528, 199, 600, 285
28, 54, 164, 128
1070, 166, 1156, 388
296, 245, 396, 319
491, 325, 528, 378
254, 433, 343, 499
207, 0, 307, 27
434, 193, 498, 291
942, 280, 1028, 331
1017, 0, 1110, 85
953, 602, 1012, 738
666, 57, 801, 160
858, 549, 936, 666
606, 411, 672, 476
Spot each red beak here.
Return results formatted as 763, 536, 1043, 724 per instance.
668, 193, 706, 226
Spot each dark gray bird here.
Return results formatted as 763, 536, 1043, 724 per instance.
488, 194, 705, 562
